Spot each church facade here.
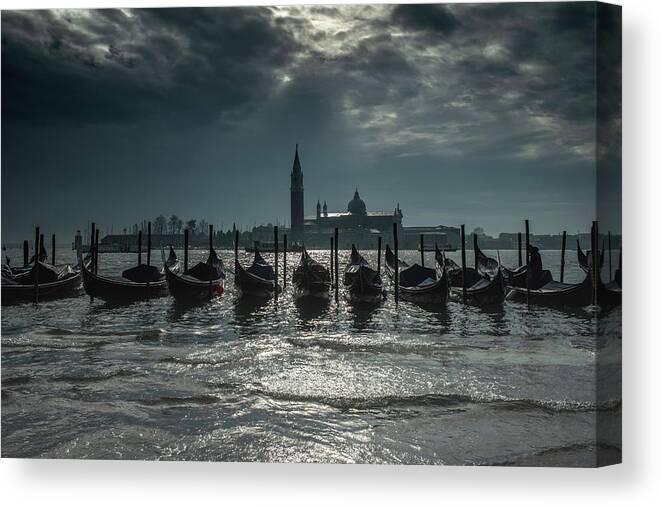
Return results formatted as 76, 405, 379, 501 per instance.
285, 145, 457, 249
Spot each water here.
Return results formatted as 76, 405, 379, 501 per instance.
1, 248, 621, 465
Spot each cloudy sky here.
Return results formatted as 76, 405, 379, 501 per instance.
1, 2, 621, 242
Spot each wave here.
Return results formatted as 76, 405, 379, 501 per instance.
241, 387, 621, 413
2, 375, 32, 386
135, 394, 222, 406
158, 356, 229, 366
52, 369, 145, 383
482, 441, 622, 467
286, 337, 492, 356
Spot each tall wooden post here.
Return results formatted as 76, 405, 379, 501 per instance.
34, 227, 40, 302
147, 222, 152, 267
461, 224, 467, 304
377, 236, 382, 274
592, 221, 598, 306
95, 229, 100, 274
560, 230, 567, 283
283, 234, 287, 289
23, 240, 29, 266
51, 234, 56, 266
420, 234, 425, 266
525, 219, 530, 306
274, 226, 279, 296
518, 232, 522, 267
209, 224, 213, 253
334, 227, 339, 303
473, 233, 478, 271
184, 229, 189, 272
393, 223, 399, 303
234, 229, 239, 286
90, 223, 96, 271
39, 234, 44, 261
137, 230, 142, 265
608, 231, 612, 282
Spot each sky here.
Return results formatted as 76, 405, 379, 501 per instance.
1, 2, 621, 243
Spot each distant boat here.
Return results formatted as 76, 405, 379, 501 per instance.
292, 248, 331, 300
384, 245, 448, 305
343, 244, 384, 305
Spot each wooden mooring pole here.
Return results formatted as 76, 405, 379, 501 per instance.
377, 236, 382, 274
461, 224, 467, 304
234, 230, 239, 287
274, 226, 279, 297
518, 232, 522, 267
95, 229, 100, 274
283, 234, 287, 289
608, 231, 612, 282
184, 229, 189, 272
560, 230, 567, 283
525, 219, 530, 307
52, 234, 56, 266
146, 222, 152, 267
420, 233, 424, 266
334, 227, 339, 303
23, 240, 29, 266
393, 223, 399, 304
137, 229, 142, 266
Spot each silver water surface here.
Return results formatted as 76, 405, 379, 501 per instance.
1, 247, 621, 465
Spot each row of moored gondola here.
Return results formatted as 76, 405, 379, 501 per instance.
1, 221, 621, 308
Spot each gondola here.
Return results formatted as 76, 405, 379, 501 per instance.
576, 240, 621, 306
164, 247, 225, 302
82, 248, 178, 300
343, 245, 385, 305
577, 240, 605, 274
1, 260, 82, 305
474, 240, 551, 289
234, 246, 281, 298
82, 222, 179, 300
384, 245, 448, 305
292, 247, 331, 300
506, 273, 593, 307
435, 244, 505, 305
576, 240, 622, 306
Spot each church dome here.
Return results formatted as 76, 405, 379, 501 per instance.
348, 188, 367, 215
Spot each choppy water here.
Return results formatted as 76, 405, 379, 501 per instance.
1, 248, 621, 466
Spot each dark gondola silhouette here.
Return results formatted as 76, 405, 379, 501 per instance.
384, 244, 448, 306
164, 226, 225, 302
82, 223, 179, 300
292, 247, 331, 300
2, 230, 82, 305
576, 239, 621, 306
343, 244, 385, 305
234, 245, 281, 299
435, 243, 505, 305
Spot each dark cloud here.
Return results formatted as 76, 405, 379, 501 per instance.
391, 4, 459, 34
2, 8, 300, 126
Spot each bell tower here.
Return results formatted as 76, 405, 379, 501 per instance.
290, 144, 304, 240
